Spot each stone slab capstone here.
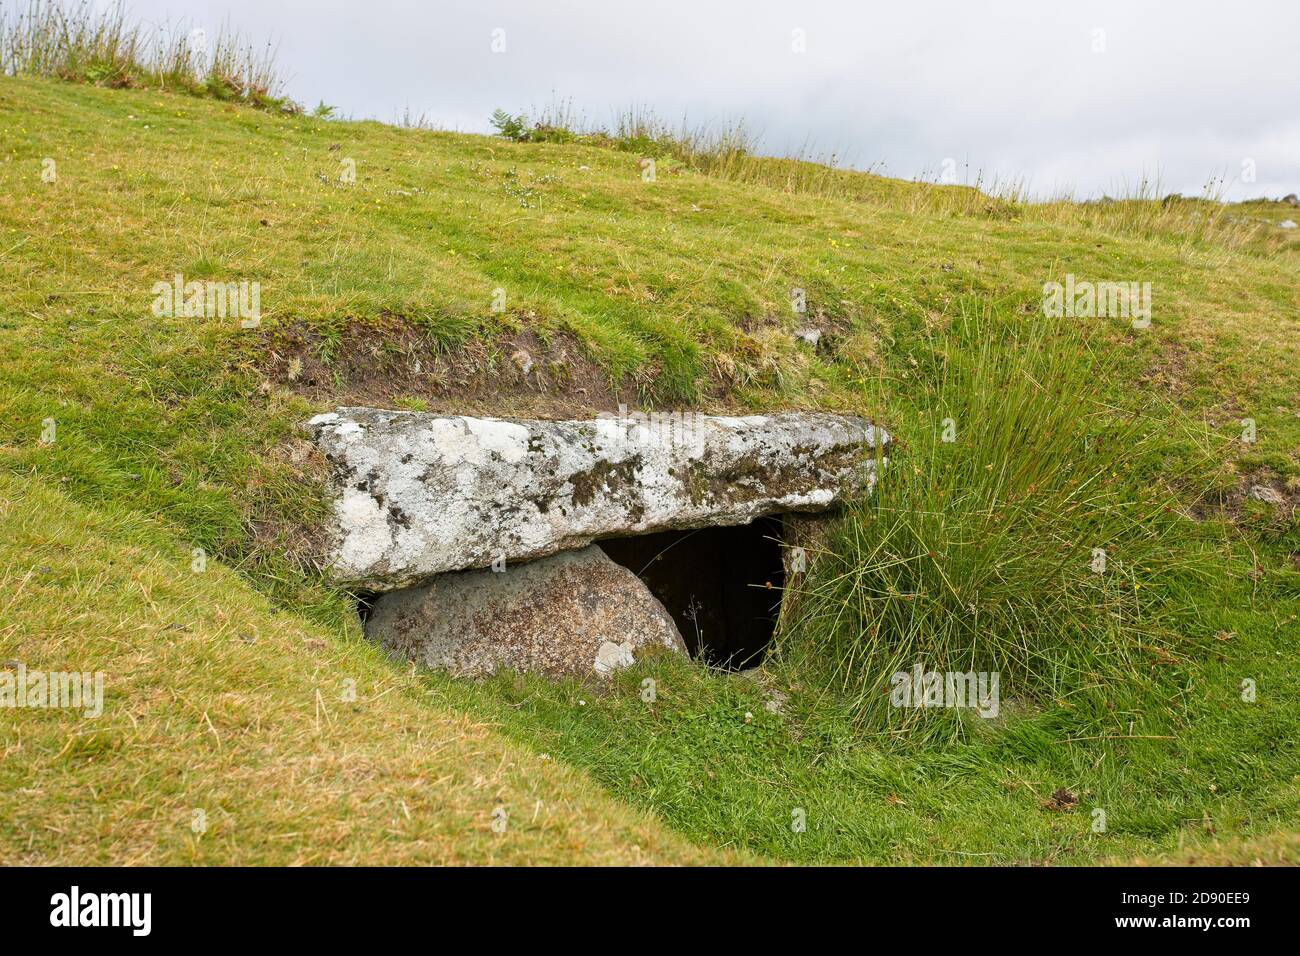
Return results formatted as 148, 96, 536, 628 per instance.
305, 407, 888, 590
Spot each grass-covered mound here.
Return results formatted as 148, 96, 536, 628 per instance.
1, 10, 1297, 862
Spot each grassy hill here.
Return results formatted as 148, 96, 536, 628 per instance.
1, 66, 1297, 865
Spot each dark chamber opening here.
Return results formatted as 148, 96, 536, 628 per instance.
355, 589, 379, 625
598, 516, 785, 670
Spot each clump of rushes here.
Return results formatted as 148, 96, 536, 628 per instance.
0, 0, 295, 111
775, 306, 1226, 742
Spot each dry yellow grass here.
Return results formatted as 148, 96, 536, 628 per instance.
0, 473, 739, 864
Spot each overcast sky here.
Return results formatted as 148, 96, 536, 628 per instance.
119, 0, 1299, 200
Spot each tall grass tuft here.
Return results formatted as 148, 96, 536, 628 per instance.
0, 0, 295, 111
775, 307, 1225, 741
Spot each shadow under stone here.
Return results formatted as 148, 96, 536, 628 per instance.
597, 516, 786, 669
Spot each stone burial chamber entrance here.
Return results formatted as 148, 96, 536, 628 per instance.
304, 408, 888, 681
597, 518, 786, 669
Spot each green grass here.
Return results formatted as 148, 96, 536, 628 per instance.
431, 598, 1299, 864
1, 60, 1298, 865
0, 473, 737, 864
493, 102, 1299, 260
778, 310, 1227, 741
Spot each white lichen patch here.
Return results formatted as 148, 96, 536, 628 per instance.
593, 640, 637, 675
306, 408, 887, 590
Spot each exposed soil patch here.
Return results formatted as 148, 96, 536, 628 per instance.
1136, 338, 1194, 400
1188, 474, 1300, 561
737, 302, 856, 357
258, 315, 627, 419
1042, 788, 1079, 812
1190, 472, 1300, 515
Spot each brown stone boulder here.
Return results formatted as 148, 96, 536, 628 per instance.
365, 546, 687, 680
